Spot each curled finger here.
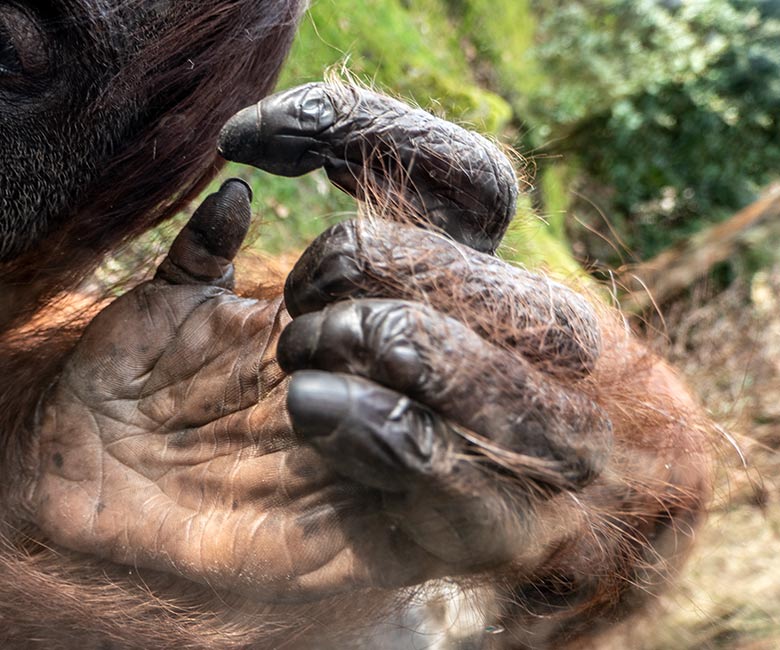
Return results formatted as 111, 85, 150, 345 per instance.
286, 370, 456, 493
284, 219, 602, 380
279, 299, 612, 491
219, 82, 518, 254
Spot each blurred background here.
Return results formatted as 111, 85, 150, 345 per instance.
123, 1, 780, 647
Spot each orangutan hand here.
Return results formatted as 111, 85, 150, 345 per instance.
222, 84, 613, 567
33, 86, 612, 605
32, 179, 453, 601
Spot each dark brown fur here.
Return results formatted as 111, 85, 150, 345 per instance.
0, 0, 301, 328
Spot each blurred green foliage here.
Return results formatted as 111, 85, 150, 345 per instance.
280, 0, 512, 131
528, 0, 780, 261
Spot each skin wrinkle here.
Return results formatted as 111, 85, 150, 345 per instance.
429, 338, 471, 410
226, 445, 248, 513
80, 430, 368, 596
91, 416, 109, 537
43, 350, 314, 576
136, 325, 240, 424
229, 508, 252, 585
197, 487, 218, 591
277, 443, 295, 505
151, 498, 179, 568
209, 303, 254, 416
281, 508, 299, 580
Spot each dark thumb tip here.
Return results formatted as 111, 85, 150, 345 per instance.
187, 179, 253, 260
220, 177, 253, 203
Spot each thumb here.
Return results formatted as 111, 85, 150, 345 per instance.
155, 179, 252, 288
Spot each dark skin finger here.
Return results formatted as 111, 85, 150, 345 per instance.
155, 178, 253, 289
285, 370, 456, 493
284, 218, 602, 380
218, 82, 518, 254
278, 299, 612, 491
286, 369, 531, 568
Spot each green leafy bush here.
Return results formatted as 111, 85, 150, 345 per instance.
529, 0, 780, 259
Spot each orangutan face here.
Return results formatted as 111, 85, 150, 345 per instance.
0, 2, 109, 260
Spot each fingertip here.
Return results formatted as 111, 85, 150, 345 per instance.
284, 221, 364, 318
188, 179, 252, 261
218, 83, 336, 176
277, 312, 323, 373
218, 103, 262, 163
155, 179, 253, 286
287, 371, 350, 438
220, 177, 253, 203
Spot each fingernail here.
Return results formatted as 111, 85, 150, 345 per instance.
220, 177, 253, 203
287, 371, 350, 438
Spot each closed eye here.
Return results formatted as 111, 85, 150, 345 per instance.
0, 29, 22, 75
0, 7, 48, 81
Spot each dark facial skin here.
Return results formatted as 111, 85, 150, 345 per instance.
0, 1, 184, 260
0, 3, 102, 259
